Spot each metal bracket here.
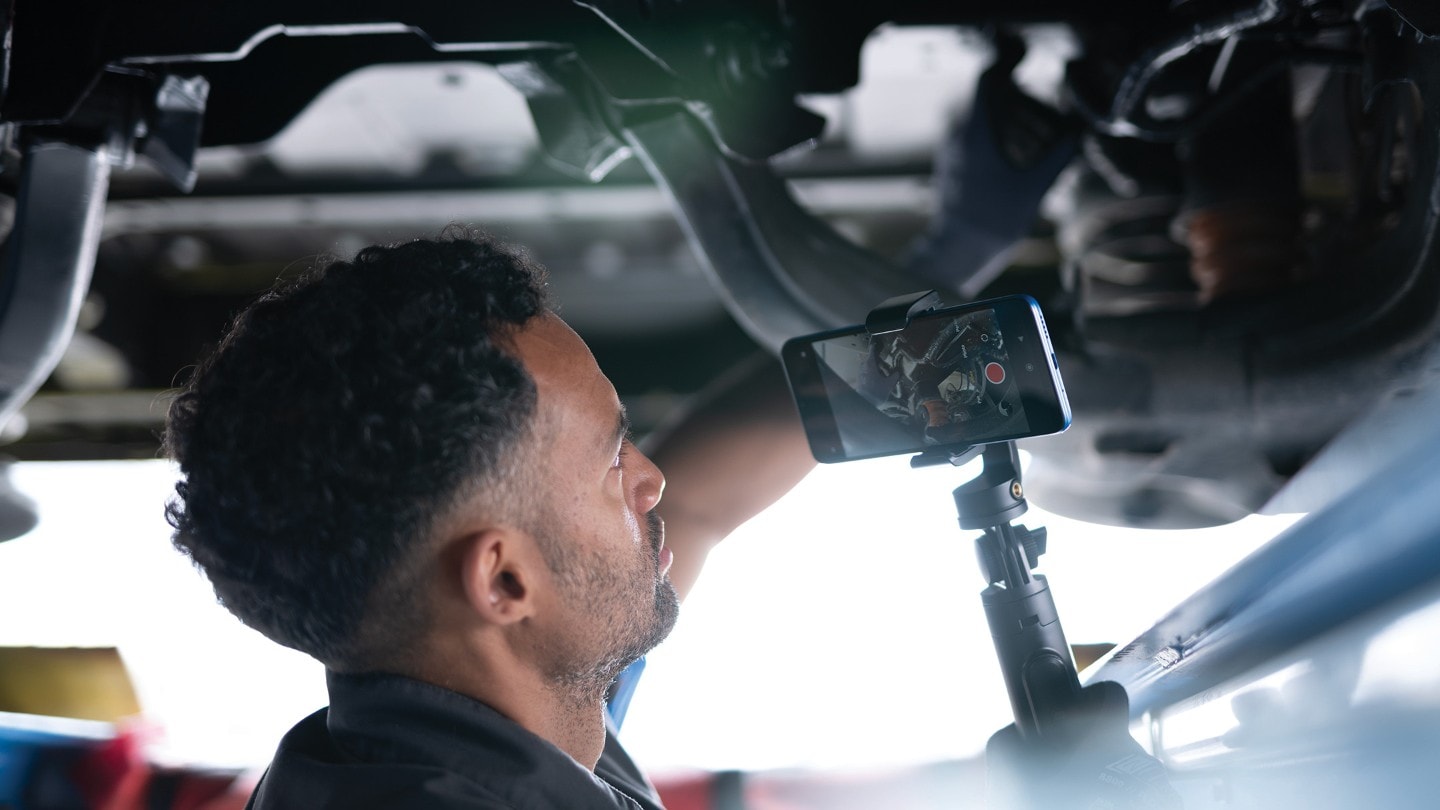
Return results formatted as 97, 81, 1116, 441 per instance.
0, 140, 112, 431
623, 110, 919, 351
139, 74, 210, 193
0, 72, 206, 433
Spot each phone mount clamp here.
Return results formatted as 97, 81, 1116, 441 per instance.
866, 291, 1081, 740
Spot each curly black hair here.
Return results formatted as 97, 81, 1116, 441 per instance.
164, 232, 549, 670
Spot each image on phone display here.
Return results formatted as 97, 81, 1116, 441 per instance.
783, 296, 1070, 463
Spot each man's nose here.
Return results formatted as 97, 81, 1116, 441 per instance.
632, 448, 665, 512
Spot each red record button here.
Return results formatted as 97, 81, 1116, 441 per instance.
984, 362, 1006, 385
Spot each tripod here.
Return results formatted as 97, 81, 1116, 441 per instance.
868, 291, 1081, 739
931, 442, 1080, 739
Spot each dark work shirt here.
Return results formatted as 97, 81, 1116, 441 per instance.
246, 671, 666, 810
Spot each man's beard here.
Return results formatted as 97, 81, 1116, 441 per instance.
543, 510, 680, 705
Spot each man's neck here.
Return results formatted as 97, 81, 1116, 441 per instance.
412, 652, 609, 769
532, 690, 610, 769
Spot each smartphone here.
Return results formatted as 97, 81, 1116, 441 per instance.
781, 295, 1071, 463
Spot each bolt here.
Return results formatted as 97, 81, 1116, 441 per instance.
1156, 646, 1183, 668
1011, 482, 1023, 499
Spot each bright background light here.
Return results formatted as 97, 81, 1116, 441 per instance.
622, 454, 1298, 772
0, 458, 1299, 773
0, 460, 326, 769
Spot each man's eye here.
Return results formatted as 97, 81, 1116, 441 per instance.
613, 444, 628, 469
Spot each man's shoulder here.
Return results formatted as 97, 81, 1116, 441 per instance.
246, 679, 663, 810
247, 709, 518, 810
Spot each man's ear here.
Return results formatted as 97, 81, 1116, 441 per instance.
459, 529, 540, 626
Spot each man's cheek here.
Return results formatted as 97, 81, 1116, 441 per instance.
621, 509, 641, 540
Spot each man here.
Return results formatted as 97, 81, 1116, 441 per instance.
163, 232, 813, 809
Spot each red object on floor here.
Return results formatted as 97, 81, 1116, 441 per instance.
653, 770, 716, 810
71, 727, 151, 810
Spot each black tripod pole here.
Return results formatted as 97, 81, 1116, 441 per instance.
954, 442, 1080, 740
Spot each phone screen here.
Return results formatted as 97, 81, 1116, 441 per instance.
782, 295, 1070, 463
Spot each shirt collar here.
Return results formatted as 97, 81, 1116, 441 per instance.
324, 671, 651, 810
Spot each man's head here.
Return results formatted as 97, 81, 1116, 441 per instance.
164, 233, 677, 687
500, 314, 679, 702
